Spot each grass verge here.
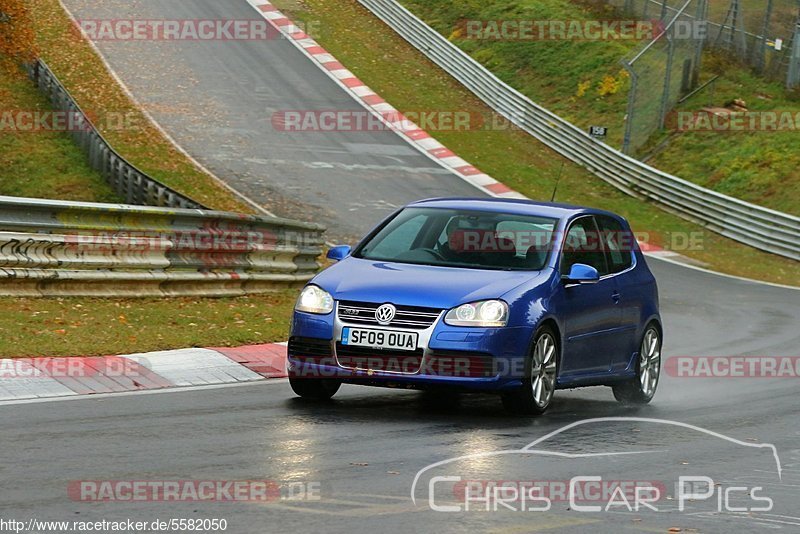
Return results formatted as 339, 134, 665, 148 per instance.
0, 64, 120, 201
271, 0, 799, 286
0, 291, 297, 358
27, 0, 258, 214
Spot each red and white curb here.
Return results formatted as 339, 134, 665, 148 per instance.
0, 343, 288, 402
246, 0, 525, 200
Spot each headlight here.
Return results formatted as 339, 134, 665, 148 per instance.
444, 300, 508, 327
295, 285, 334, 314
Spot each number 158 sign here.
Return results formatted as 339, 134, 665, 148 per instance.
589, 126, 608, 139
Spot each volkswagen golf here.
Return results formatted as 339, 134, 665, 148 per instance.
287, 198, 662, 414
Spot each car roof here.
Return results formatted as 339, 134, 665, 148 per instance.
408, 197, 621, 221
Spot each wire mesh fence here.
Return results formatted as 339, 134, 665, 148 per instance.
608, 0, 800, 154
610, 0, 799, 79
619, 0, 707, 154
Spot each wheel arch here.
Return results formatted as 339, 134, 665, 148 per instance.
643, 315, 663, 339
533, 316, 563, 358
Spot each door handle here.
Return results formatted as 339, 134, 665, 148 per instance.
612, 292, 621, 304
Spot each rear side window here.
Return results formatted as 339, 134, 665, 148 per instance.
596, 216, 634, 274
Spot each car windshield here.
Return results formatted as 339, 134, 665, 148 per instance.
354, 207, 558, 271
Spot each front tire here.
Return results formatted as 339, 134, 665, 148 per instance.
502, 326, 558, 415
613, 324, 661, 404
289, 377, 341, 400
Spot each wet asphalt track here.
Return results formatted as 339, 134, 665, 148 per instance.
2, 260, 799, 533
5, 0, 799, 532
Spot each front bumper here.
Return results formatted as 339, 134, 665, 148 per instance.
289, 306, 533, 392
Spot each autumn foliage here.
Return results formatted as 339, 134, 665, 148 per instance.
0, 0, 38, 69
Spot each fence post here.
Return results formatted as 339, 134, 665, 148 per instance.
621, 61, 637, 155
715, 0, 747, 57
659, 28, 676, 130
789, 21, 800, 88
734, 0, 747, 57
755, 0, 774, 73
694, 0, 708, 88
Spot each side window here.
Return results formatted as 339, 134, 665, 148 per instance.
496, 221, 553, 258
560, 217, 609, 276
366, 214, 427, 258
596, 216, 634, 274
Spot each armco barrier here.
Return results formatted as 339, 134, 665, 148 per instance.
358, 0, 800, 262
29, 59, 203, 210
0, 196, 325, 297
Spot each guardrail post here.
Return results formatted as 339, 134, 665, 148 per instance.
99, 144, 110, 179
124, 167, 135, 204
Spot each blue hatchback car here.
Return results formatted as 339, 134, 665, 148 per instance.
288, 198, 662, 414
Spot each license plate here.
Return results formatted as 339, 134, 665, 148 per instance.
341, 327, 418, 351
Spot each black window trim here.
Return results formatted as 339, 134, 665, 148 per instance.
558, 214, 610, 277
595, 214, 637, 279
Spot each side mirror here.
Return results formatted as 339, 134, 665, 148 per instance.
561, 263, 600, 285
326, 245, 351, 262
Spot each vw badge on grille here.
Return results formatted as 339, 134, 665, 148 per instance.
375, 304, 396, 325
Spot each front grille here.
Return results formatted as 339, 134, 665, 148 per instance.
425, 350, 499, 378
288, 336, 334, 365
337, 300, 441, 330
335, 344, 425, 374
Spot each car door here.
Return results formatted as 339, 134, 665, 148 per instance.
596, 215, 640, 371
556, 216, 621, 376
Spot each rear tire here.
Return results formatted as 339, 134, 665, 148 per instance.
289, 377, 341, 400
612, 323, 661, 405
502, 325, 558, 415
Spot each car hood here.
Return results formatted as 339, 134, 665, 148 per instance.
312, 257, 549, 309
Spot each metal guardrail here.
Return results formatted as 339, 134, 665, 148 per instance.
29, 59, 204, 210
0, 196, 325, 297
358, 0, 800, 261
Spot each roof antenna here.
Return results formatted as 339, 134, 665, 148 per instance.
550, 161, 565, 202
